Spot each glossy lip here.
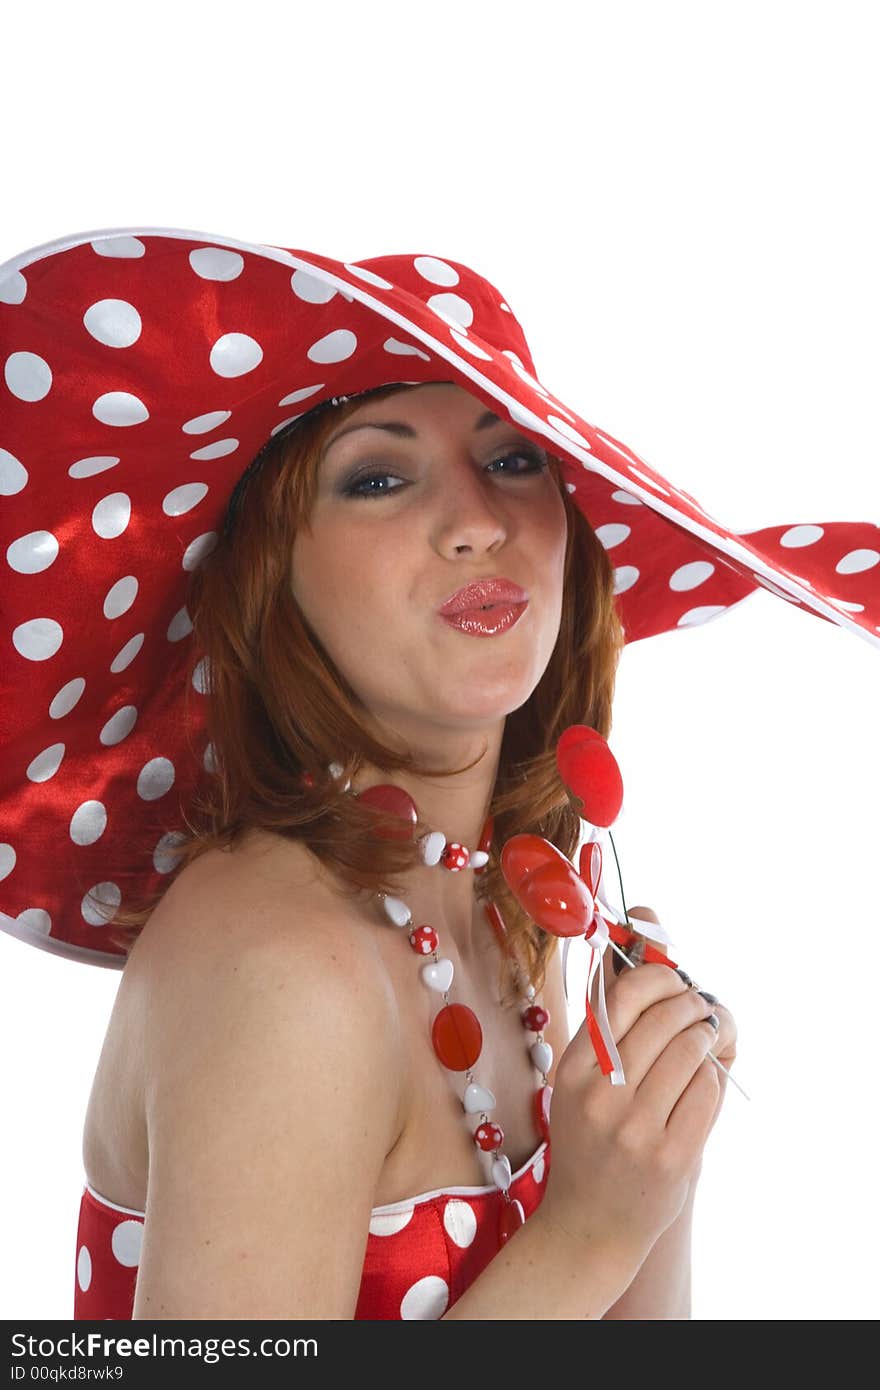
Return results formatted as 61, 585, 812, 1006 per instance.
438, 576, 529, 616
439, 601, 529, 637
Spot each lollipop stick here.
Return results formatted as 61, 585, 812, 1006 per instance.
707, 1051, 751, 1101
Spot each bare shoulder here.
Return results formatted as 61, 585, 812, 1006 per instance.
128, 828, 404, 1318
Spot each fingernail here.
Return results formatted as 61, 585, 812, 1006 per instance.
675, 968, 693, 986
697, 989, 718, 1005
705, 1012, 720, 1030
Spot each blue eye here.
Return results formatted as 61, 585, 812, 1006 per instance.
343, 446, 547, 499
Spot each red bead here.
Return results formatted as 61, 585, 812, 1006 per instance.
475, 816, 494, 874
498, 1198, 525, 1245
408, 924, 439, 955
534, 1083, 553, 1143
441, 841, 469, 871
522, 1004, 550, 1032
501, 834, 594, 938
300, 771, 316, 789
555, 725, 623, 828
357, 784, 418, 840
431, 1003, 482, 1071
474, 1121, 504, 1151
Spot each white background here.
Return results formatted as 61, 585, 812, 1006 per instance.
1, 0, 877, 1321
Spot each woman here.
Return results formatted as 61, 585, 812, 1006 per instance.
1, 228, 872, 1320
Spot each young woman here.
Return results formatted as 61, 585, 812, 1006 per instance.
2, 227, 871, 1320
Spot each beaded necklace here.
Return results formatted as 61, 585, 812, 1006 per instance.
327, 762, 553, 1251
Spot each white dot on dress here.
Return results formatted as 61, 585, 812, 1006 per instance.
414, 256, 460, 287
77, 1245, 92, 1292
70, 801, 108, 846
5, 351, 52, 401
6, 530, 59, 575
209, 333, 263, 379
111, 1219, 144, 1267
368, 1207, 415, 1237
93, 392, 149, 427
83, 299, 143, 349
400, 1274, 449, 1320
12, 617, 64, 661
103, 576, 138, 619
0, 447, 28, 495
189, 248, 244, 282
442, 1198, 477, 1248
307, 329, 358, 364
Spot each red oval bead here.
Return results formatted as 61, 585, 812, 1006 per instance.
478, 816, 494, 854
498, 1198, 525, 1245
431, 1003, 482, 1071
357, 784, 418, 840
522, 1004, 550, 1032
441, 841, 469, 871
474, 1121, 504, 1152
534, 1083, 553, 1143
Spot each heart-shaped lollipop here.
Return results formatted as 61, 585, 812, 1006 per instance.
500, 834, 594, 938
556, 724, 624, 828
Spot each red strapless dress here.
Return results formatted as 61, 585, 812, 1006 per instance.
73, 1139, 551, 1320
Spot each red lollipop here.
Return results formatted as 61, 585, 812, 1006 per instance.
555, 725, 624, 828
501, 834, 594, 938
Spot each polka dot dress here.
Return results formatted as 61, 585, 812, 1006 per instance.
1, 226, 877, 966
73, 1140, 551, 1320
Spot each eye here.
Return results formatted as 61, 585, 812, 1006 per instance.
342, 446, 547, 500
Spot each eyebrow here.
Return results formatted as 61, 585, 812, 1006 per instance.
323, 408, 506, 453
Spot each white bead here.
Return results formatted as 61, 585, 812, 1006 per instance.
469, 850, 489, 868
525, 985, 536, 1000
530, 1040, 553, 1074
421, 957, 454, 993
418, 830, 446, 866
382, 894, 412, 927
463, 1083, 497, 1114
491, 1155, 512, 1192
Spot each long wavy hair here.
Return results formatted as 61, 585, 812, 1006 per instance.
106, 382, 627, 1005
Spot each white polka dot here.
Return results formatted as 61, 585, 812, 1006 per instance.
49, 678, 85, 718
82, 882, 122, 926
182, 410, 232, 434
77, 1245, 92, 1292
182, 533, 218, 571
427, 293, 473, 328
103, 575, 138, 619
153, 831, 187, 874
400, 1274, 449, 1319
278, 385, 324, 407
499, 301, 511, 312
669, 560, 715, 591
93, 392, 149, 427
677, 605, 729, 627
210, 333, 263, 379
565, 481, 576, 494
450, 330, 492, 360
443, 1199, 477, 1248
547, 416, 591, 447
5, 351, 51, 401
26, 743, 65, 782
6, 530, 59, 575
163, 482, 209, 516
0, 269, 27, 305
192, 656, 211, 694
99, 706, 138, 746
345, 264, 393, 289
779, 524, 824, 548
414, 256, 460, 286
508, 401, 543, 431
291, 269, 337, 303
12, 617, 63, 661
83, 299, 142, 349
0, 843, 16, 881
15, 908, 51, 937
70, 801, 108, 846
110, 1218, 143, 1266
137, 758, 175, 801
611, 489, 644, 506
369, 1207, 415, 1237
167, 607, 193, 641
270, 414, 303, 435
837, 548, 879, 575
307, 329, 358, 364
612, 566, 640, 595
532, 1155, 545, 1184
92, 236, 145, 258
189, 438, 239, 461
505, 355, 550, 397
594, 523, 631, 550
92, 494, 131, 540
110, 633, 144, 673
189, 247, 244, 281
383, 338, 431, 361
0, 447, 28, 495
69, 456, 120, 479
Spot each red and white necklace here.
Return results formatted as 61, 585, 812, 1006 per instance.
327, 763, 553, 1250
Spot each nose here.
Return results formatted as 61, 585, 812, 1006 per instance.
433, 455, 509, 557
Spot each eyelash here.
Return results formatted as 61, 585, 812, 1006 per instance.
342, 446, 548, 499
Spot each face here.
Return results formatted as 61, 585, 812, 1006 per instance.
290, 382, 568, 752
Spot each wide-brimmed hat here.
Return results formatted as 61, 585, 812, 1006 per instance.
1, 225, 877, 966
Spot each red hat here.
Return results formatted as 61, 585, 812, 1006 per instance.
1, 225, 877, 966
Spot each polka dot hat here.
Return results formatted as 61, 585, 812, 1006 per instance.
2, 225, 877, 967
